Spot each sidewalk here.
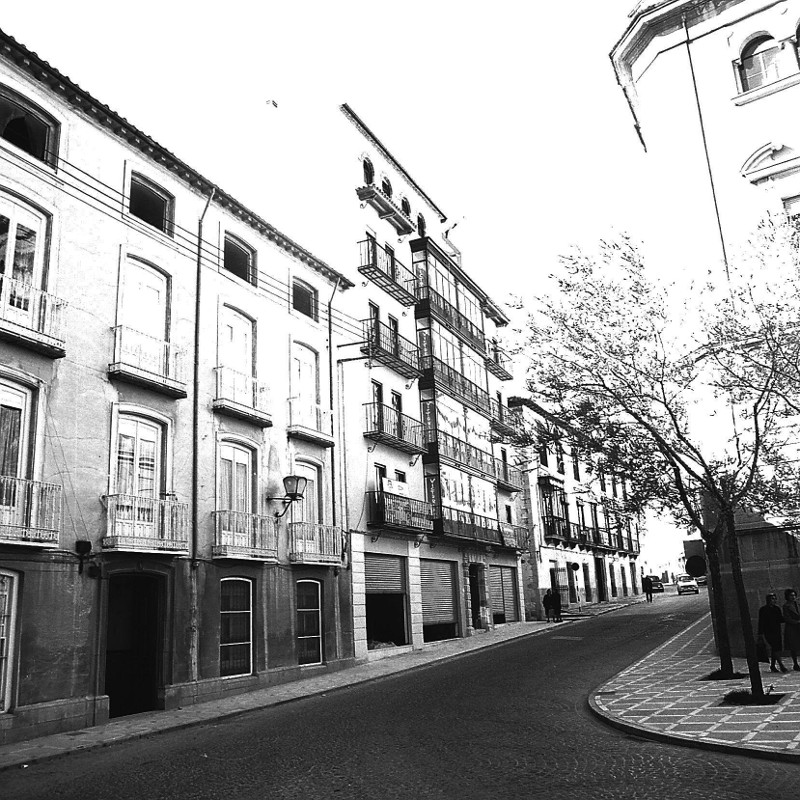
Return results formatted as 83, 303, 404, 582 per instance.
590, 613, 800, 762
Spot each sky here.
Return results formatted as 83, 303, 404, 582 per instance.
0, 0, 686, 566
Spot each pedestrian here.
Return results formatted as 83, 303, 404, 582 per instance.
551, 589, 562, 623
642, 574, 653, 603
782, 588, 800, 671
757, 593, 787, 673
542, 589, 553, 623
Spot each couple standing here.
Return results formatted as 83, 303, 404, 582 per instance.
758, 589, 800, 673
543, 588, 562, 623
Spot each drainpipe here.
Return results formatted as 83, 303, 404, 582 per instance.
327, 276, 342, 527
190, 187, 215, 683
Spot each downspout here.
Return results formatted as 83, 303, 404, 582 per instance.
190, 187, 215, 683
327, 276, 342, 527
682, 15, 729, 276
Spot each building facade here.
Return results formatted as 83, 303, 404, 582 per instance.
510, 399, 642, 620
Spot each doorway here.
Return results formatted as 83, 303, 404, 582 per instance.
105, 573, 162, 718
594, 557, 608, 602
469, 563, 483, 629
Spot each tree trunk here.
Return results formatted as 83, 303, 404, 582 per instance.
724, 509, 764, 699
704, 537, 735, 675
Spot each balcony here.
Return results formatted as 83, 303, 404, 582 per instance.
364, 403, 426, 455
108, 326, 187, 398
415, 284, 486, 354
212, 510, 278, 560
420, 354, 491, 416
288, 522, 343, 565
287, 398, 334, 447
494, 458, 523, 492
0, 277, 66, 358
490, 399, 523, 440
355, 185, 416, 235
367, 491, 435, 532
437, 506, 503, 546
361, 319, 421, 379
428, 429, 495, 480
542, 516, 571, 544
357, 239, 416, 306
102, 494, 189, 552
485, 342, 513, 381
500, 522, 528, 549
0, 476, 61, 546
213, 367, 272, 427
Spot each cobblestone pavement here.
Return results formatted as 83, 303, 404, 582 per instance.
590, 612, 800, 761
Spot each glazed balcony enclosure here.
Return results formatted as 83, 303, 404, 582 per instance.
361, 318, 421, 379
415, 283, 486, 355
357, 239, 416, 306
0, 276, 66, 358
212, 510, 279, 560
213, 367, 272, 427
108, 325, 187, 398
0, 476, 61, 546
420, 354, 491, 416
288, 522, 343, 565
366, 491, 434, 533
102, 493, 189, 552
427, 429, 495, 480
363, 403, 426, 455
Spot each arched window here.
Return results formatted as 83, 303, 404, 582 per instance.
220, 578, 253, 677
381, 177, 392, 197
401, 197, 411, 216
223, 234, 256, 285
362, 158, 374, 185
417, 213, 426, 237
0, 86, 59, 166
739, 36, 782, 91
296, 579, 322, 665
129, 173, 174, 236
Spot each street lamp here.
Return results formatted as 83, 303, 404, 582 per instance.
268, 475, 308, 518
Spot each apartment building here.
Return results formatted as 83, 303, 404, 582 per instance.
0, 30, 354, 744
510, 399, 641, 619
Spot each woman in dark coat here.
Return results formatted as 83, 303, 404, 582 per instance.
542, 589, 553, 623
782, 588, 800, 671
758, 593, 786, 673
551, 589, 562, 623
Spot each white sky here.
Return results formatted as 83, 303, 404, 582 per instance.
1, 0, 684, 563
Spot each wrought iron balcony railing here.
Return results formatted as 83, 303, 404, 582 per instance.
287, 398, 334, 447
415, 283, 486, 354
102, 493, 189, 552
420, 354, 491, 415
288, 522, 343, 565
494, 457, 523, 491
357, 239, 417, 305
542, 516, 570, 541
485, 342, 513, 381
361, 318, 421, 378
364, 403, 426, 454
212, 510, 279, 560
0, 276, 66, 357
500, 522, 528, 549
367, 491, 435, 532
490, 399, 523, 440
0, 476, 61, 545
213, 367, 272, 426
430, 428, 495, 478
109, 325, 187, 397
438, 506, 503, 545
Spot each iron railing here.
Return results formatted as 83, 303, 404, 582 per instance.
358, 239, 417, 297
212, 510, 278, 559
367, 491, 434, 531
0, 476, 61, 544
288, 522, 343, 565
0, 276, 65, 343
103, 494, 189, 551
415, 283, 486, 353
493, 457, 523, 490
500, 522, 528, 549
361, 318, 420, 376
432, 428, 495, 477
421, 354, 491, 414
489, 399, 523, 438
364, 403, 425, 452
111, 325, 185, 383
214, 367, 269, 413
288, 397, 333, 434
439, 506, 502, 545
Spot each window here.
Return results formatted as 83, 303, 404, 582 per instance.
611, 474, 618, 498
0, 86, 58, 166
295, 461, 322, 525
297, 580, 322, 665
417, 214, 426, 237
572, 448, 580, 481
784, 195, 800, 223
0, 570, 18, 711
0, 381, 31, 527
363, 158, 374, 185
394, 470, 406, 483
555, 442, 565, 475
291, 343, 320, 426
504, 504, 512, 523
401, 197, 411, 216
292, 279, 318, 321
381, 177, 392, 197
219, 443, 253, 513
375, 463, 387, 492
0, 193, 48, 329
219, 306, 254, 378
223, 235, 256, 285
129, 174, 174, 235
599, 468, 607, 492
220, 578, 252, 677
115, 416, 162, 499
739, 37, 781, 92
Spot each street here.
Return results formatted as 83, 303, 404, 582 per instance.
3, 593, 794, 800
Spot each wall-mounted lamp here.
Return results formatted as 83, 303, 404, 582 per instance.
267, 475, 308, 518
75, 539, 101, 578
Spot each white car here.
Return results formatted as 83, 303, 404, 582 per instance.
676, 575, 699, 595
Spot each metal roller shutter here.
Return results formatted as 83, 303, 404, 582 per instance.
420, 559, 456, 624
490, 566, 519, 622
364, 554, 405, 593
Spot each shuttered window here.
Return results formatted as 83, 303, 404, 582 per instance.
365, 554, 405, 593
420, 559, 456, 624
490, 566, 519, 623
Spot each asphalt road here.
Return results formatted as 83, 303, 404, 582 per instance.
3, 591, 795, 800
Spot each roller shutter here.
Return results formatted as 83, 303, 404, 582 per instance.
420, 559, 456, 624
490, 566, 519, 622
364, 554, 405, 593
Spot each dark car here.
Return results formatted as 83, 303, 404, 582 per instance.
646, 575, 664, 593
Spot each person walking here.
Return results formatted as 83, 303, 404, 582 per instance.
758, 593, 787, 673
782, 588, 800, 671
551, 588, 563, 623
542, 589, 553, 623
642, 574, 653, 603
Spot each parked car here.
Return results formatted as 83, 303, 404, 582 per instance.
676, 575, 700, 595
646, 575, 664, 593
696, 575, 707, 586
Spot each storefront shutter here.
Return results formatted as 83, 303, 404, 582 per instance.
490, 566, 519, 622
420, 559, 456, 624
364, 554, 405, 593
